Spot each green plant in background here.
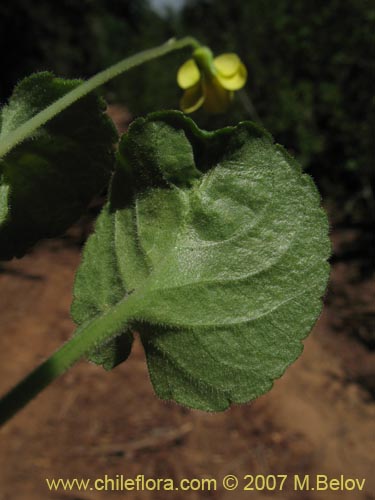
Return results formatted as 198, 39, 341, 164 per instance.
0, 37, 330, 426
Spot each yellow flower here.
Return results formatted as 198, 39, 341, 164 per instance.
177, 46, 247, 114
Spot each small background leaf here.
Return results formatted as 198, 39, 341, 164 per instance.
72, 111, 330, 410
0, 72, 117, 260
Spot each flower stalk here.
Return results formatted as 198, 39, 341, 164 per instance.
0, 36, 200, 159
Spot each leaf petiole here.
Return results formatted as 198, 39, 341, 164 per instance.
0, 295, 137, 427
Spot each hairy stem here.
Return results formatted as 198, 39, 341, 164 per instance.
0, 295, 137, 427
0, 36, 200, 158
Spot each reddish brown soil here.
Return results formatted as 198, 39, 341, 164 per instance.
0, 226, 373, 500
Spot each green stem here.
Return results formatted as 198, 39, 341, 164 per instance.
0, 295, 137, 427
0, 36, 200, 158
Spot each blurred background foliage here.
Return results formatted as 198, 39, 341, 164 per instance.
1, 0, 374, 236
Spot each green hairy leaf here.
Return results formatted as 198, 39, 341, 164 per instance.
0, 72, 117, 260
72, 111, 330, 411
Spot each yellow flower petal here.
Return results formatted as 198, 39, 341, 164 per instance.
180, 83, 204, 113
202, 78, 233, 114
177, 59, 201, 89
216, 62, 247, 90
213, 53, 241, 77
